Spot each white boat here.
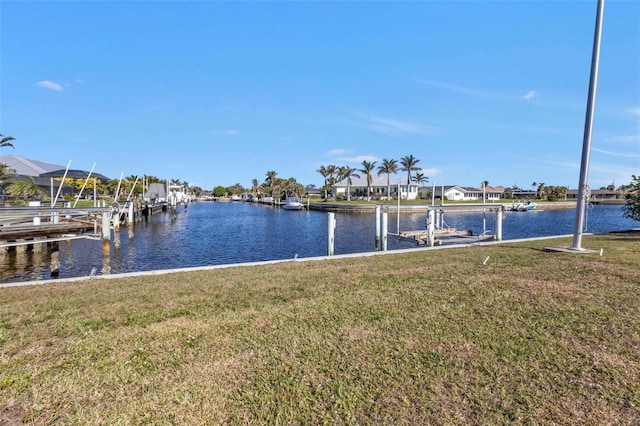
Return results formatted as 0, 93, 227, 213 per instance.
282, 197, 303, 210
513, 201, 538, 212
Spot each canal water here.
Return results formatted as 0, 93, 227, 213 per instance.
1, 202, 637, 284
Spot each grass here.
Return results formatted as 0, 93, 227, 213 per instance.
1, 232, 639, 424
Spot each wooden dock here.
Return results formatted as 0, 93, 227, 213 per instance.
0, 207, 109, 250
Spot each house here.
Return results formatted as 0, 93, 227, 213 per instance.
419, 185, 506, 202
333, 175, 419, 200
1, 155, 74, 202
305, 186, 322, 197
1, 155, 111, 204
566, 189, 621, 202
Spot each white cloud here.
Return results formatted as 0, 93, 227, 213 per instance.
412, 78, 501, 99
210, 129, 238, 136
35, 80, 63, 91
521, 91, 536, 101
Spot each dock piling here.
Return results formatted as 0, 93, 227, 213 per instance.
327, 212, 336, 256
381, 212, 388, 251
495, 206, 503, 241
375, 206, 381, 251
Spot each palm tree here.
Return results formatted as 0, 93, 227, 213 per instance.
251, 178, 260, 198
556, 185, 568, 200
377, 158, 398, 201
413, 172, 428, 187
536, 182, 546, 200
265, 170, 277, 186
317, 165, 331, 200
338, 166, 360, 201
358, 160, 377, 201
7, 176, 48, 202
0, 162, 15, 184
400, 155, 421, 186
0, 163, 16, 206
0, 133, 15, 149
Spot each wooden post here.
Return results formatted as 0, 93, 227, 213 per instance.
427, 209, 435, 247
128, 202, 134, 224
112, 204, 121, 249
102, 211, 111, 257
327, 212, 335, 256
375, 205, 381, 251
50, 242, 60, 278
381, 212, 388, 251
495, 206, 503, 241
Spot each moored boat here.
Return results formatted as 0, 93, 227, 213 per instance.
282, 197, 303, 210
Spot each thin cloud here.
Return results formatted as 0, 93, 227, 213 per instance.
521, 91, 536, 101
35, 80, 63, 91
627, 107, 640, 118
326, 148, 352, 157
603, 133, 640, 145
593, 147, 640, 158
336, 154, 380, 164
349, 112, 437, 137
412, 78, 501, 99
210, 129, 238, 136
419, 168, 441, 178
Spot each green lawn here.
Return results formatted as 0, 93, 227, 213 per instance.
1, 232, 639, 424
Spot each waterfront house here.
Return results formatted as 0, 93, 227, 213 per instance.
566, 188, 621, 202
1, 155, 74, 203
333, 175, 419, 200
419, 185, 506, 202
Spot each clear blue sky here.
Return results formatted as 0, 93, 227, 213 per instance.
1, 0, 638, 191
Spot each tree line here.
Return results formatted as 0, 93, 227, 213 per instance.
317, 155, 428, 201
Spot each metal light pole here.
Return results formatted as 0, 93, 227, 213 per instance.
572, 0, 605, 250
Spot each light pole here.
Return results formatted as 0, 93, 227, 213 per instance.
571, 0, 605, 251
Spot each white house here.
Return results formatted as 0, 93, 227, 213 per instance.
333, 175, 419, 200
419, 185, 506, 202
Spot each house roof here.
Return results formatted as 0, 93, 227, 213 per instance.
0, 155, 110, 181
40, 169, 111, 182
0, 155, 64, 176
12, 175, 74, 189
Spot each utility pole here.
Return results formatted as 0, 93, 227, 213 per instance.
571, 0, 605, 251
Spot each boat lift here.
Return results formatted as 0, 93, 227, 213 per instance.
389, 206, 504, 247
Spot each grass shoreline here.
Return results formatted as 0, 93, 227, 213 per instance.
1, 232, 639, 423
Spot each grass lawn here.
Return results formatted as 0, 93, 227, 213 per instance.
1, 232, 639, 424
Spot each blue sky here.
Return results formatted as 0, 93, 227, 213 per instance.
1, 0, 638, 191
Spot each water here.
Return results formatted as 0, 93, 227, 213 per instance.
1, 203, 637, 283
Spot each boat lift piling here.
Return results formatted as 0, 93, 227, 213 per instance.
101, 211, 111, 257
381, 212, 388, 251
375, 205, 381, 251
327, 212, 336, 256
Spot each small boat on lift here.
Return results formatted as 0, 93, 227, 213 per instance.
512, 201, 538, 212
282, 196, 303, 210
